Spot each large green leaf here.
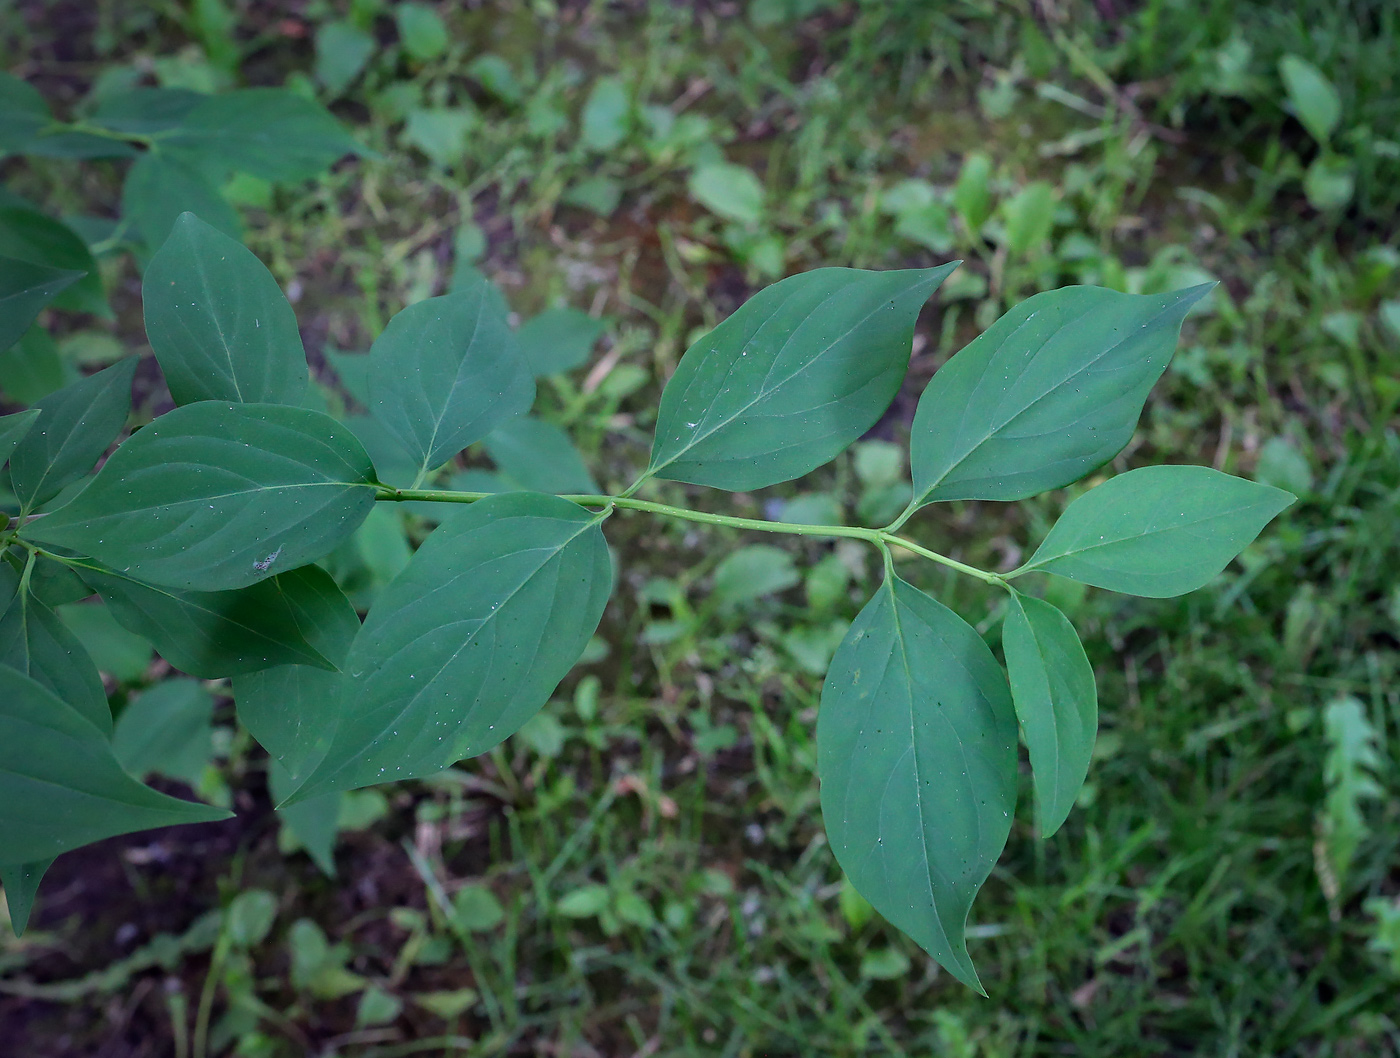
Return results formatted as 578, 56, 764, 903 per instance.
0, 583, 110, 733
122, 156, 243, 250
0, 858, 52, 936
910, 285, 1211, 505
648, 265, 955, 491
163, 88, 364, 182
516, 308, 606, 376
484, 415, 597, 494
0, 408, 40, 465
78, 564, 341, 678
818, 574, 1016, 993
27, 402, 377, 591
143, 214, 305, 405
0, 254, 83, 352
9, 357, 137, 509
0, 665, 229, 864
112, 679, 214, 785
288, 493, 612, 801
233, 566, 360, 782
1002, 591, 1096, 838
0, 73, 49, 154
89, 87, 204, 134
1015, 465, 1295, 597
0, 325, 68, 403
0, 206, 105, 316
368, 278, 535, 477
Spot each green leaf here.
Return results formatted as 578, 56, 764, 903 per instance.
27, 402, 377, 591
711, 544, 799, 607
164, 88, 363, 182
396, 2, 449, 61
79, 564, 342, 679
233, 566, 359, 781
1016, 465, 1296, 597
0, 254, 83, 353
403, 107, 476, 168
910, 284, 1211, 505
268, 759, 341, 876
0, 665, 229, 864
143, 214, 306, 406
516, 308, 606, 376
688, 162, 765, 226
0, 73, 50, 154
1001, 181, 1056, 257
56, 600, 151, 683
649, 265, 955, 491
452, 884, 505, 932
288, 493, 612, 801
367, 279, 535, 476
1, 858, 52, 935
1002, 591, 1096, 837
112, 679, 214, 785
0, 582, 111, 733
0, 206, 105, 316
9, 357, 137, 509
315, 21, 376, 96
0, 325, 69, 403
1279, 55, 1342, 145
121, 155, 242, 250
819, 576, 1015, 993
952, 152, 994, 233
580, 76, 630, 151
89, 87, 204, 134
0, 409, 40, 465
483, 416, 598, 494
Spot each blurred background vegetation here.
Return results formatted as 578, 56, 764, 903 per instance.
1, 0, 1398, 1055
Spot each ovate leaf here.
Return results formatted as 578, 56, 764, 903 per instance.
911, 284, 1211, 504
9, 357, 137, 509
649, 265, 955, 491
1, 858, 52, 936
234, 566, 359, 781
0, 665, 229, 864
0, 584, 111, 733
0, 206, 105, 316
79, 564, 341, 678
289, 493, 612, 801
164, 88, 364, 182
1279, 55, 1341, 145
112, 679, 214, 785
89, 87, 204, 134
1016, 465, 1295, 597
367, 277, 534, 476
0, 255, 83, 353
0, 73, 50, 154
483, 415, 597, 494
28, 402, 377, 591
516, 308, 606, 376
818, 575, 1016, 993
143, 213, 306, 405
1002, 591, 1096, 837
122, 155, 242, 250
0, 409, 40, 465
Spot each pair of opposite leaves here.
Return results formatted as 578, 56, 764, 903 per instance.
22, 218, 1293, 990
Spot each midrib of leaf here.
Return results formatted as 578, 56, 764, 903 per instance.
187, 248, 245, 402
1014, 595, 1062, 804
652, 275, 923, 474
416, 281, 489, 473
919, 296, 1185, 500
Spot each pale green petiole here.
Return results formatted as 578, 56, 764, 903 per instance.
374, 484, 1009, 588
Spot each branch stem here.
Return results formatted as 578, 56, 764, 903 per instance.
374, 485, 1007, 587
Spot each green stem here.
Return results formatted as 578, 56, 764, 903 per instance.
374, 485, 1007, 587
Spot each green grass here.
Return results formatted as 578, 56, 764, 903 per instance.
1, 1, 1398, 1056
